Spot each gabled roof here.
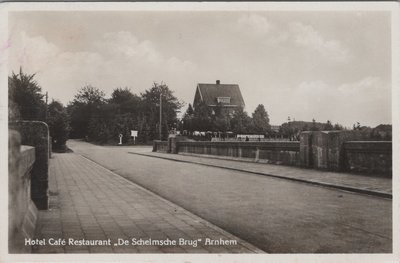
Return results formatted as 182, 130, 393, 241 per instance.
196, 83, 245, 107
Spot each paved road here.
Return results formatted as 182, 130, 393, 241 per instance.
135, 150, 392, 198
68, 140, 392, 253
34, 151, 260, 253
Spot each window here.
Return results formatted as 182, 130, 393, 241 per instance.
217, 97, 231, 104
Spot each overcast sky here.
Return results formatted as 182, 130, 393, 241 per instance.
8, 11, 392, 127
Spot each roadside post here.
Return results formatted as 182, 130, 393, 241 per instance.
118, 134, 123, 145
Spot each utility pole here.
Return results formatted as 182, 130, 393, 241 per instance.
159, 92, 162, 140
45, 91, 48, 122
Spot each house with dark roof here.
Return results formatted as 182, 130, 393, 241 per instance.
193, 80, 245, 116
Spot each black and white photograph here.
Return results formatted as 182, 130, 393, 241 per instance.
1, 2, 399, 262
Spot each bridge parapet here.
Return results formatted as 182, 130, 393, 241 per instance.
9, 130, 39, 253
154, 131, 392, 176
9, 121, 50, 210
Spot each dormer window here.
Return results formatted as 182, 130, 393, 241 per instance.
217, 97, 231, 104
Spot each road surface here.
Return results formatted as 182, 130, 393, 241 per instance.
67, 139, 392, 253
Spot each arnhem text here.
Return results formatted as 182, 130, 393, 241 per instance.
25, 238, 238, 248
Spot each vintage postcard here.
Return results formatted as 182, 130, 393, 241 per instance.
1, 2, 399, 263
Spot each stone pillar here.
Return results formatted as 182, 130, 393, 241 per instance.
308, 131, 361, 171
167, 137, 173, 153
299, 131, 313, 167
311, 131, 330, 169
49, 136, 52, 158
152, 140, 160, 152
168, 135, 188, 154
152, 141, 157, 152
9, 121, 50, 210
325, 131, 362, 171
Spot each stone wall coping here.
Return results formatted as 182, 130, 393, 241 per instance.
345, 141, 392, 144
10, 120, 49, 127
321, 130, 342, 134
177, 141, 299, 145
177, 140, 300, 150
19, 146, 35, 175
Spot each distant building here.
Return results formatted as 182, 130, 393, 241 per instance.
193, 80, 245, 116
270, 125, 280, 133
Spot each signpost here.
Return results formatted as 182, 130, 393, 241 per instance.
131, 130, 138, 144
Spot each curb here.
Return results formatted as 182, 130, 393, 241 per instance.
129, 152, 392, 200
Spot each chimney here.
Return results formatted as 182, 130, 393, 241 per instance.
216, 80, 220, 85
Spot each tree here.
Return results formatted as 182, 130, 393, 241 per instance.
323, 120, 334, 131
280, 122, 300, 141
47, 100, 70, 150
140, 82, 183, 141
209, 103, 230, 132
73, 85, 106, 105
8, 68, 46, 121
353, 122, 361, 130
182, 104, 195, 132
109, 87, 135, 104
230, 107, 252, 134
213, 113, 231, 133
333, 123, 344, 130
310, 118, 319, 131
86, 103, 118, 143
109, 87, 141, 114
371, 124, 392, 140
67, 85, 106, 138
251, 104, 270, 134
191, 102, 213, 132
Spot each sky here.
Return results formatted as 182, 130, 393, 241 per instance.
8, 11, 392, 127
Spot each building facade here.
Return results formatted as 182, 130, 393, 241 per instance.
193, 80, 245, 116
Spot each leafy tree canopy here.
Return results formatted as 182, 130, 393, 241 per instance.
8, 68, 46, 121
141, 82, 183, 138
252, 104, 270, 133
230, 107, 252, 134
47, 100, 70, 149
68, 85, 106, 138
72, 85, 106, 105
109, 87, 141, 114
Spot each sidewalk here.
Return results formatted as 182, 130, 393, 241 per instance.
130, 151, 392, 199
33, 152, 263, 253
